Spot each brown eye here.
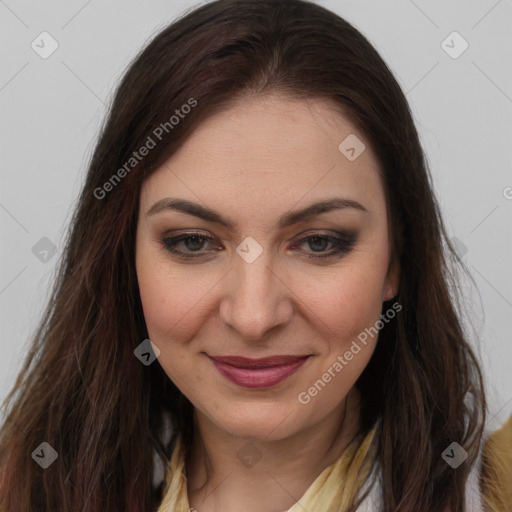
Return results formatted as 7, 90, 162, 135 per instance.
162, 233, 219, 258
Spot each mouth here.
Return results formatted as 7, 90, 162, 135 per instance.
207, 354, 311, 388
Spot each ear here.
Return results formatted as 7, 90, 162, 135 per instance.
382, 257, 400, 301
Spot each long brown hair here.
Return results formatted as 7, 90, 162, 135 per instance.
0, 0, 486, 510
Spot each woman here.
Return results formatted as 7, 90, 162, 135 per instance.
1, 0, 510, 510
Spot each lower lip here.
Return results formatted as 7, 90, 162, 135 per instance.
209, 357, 309, 389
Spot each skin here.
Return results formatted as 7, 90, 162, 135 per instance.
135, 93, 400, 512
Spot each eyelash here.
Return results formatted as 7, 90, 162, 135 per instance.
161, 231, 356, 260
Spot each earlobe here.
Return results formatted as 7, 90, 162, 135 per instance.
383, 259, 400, 301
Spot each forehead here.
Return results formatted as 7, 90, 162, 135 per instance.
140, 93, 385, 220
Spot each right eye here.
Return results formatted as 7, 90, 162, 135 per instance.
161, 232, 222, 259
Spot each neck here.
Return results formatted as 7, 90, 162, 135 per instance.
186, 387, 362, 512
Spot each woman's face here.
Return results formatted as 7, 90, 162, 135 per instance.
135, 93, 399, 441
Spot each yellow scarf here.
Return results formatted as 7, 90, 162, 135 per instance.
156, 416, 512, 511
157, 424, 379, 512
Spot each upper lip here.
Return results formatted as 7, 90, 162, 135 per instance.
208, 355, 310, 368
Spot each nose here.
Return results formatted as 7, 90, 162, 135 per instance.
218, 250, 294, 341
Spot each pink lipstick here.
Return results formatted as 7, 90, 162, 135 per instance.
208, 355, 310, 388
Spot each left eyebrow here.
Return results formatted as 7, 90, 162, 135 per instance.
277, 198, 368, 228
146, 197, 368, 231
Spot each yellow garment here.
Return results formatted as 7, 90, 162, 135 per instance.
157, 424, 378, 512
481, 415, 512, 512
157, 432, 189, 512
157, 416, 512, 512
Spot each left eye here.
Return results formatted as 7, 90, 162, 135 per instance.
291, 234, 355, 259
161, 232, 355, 259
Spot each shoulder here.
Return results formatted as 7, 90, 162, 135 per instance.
480, 415, 512, 512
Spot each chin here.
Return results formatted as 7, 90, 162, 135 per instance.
207, 403, 299, 441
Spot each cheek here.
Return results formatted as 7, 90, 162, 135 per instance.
136, 247, 209, 342
294, 255, 388, 399
136, 254, 209, 393
302, 265, 386, 341
296, 275, 383, 417
137, 265, 178, 337
295, 226, 391, 339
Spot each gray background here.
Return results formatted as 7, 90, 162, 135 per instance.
1, 0, 511, 432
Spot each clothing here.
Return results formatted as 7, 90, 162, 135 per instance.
156, 415, 512, 512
